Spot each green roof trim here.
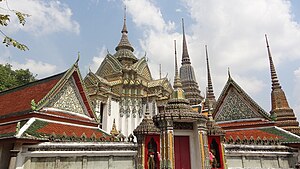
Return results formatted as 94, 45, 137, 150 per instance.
0, 132, 16, 138
260, 127, 300, 143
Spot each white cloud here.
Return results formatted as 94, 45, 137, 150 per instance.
88, 46, 107, 73
123, 0, 175, 32
123, 0, 181, 82
0, 55, 57, 78
184, 0, 300, 69
293, 67, 300, 120
0, 0, 80, 35
11, 59, 57, 78
176, 8, 182, 12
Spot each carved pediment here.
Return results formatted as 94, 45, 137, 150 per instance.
214, 77, 271, 122
47, 78, 86, 115
96, 54, 122, 78
215, 89, 264, 122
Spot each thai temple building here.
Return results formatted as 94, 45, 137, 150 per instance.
84, 12, 172, 138
2, 8, 300, 169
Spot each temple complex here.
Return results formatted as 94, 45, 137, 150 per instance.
1, 8, 300, 169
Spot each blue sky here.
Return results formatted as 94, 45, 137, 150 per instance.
1, 0, 300, 119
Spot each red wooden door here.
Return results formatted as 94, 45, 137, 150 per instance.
174, 136, 191, 169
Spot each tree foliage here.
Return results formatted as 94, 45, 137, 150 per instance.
0, 63, 36, 91
0, 0, 29, 50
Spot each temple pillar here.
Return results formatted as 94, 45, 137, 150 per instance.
197, 119, 210, 169
8, 143, 22, 169
157, 120, 175, 169
136, 135, 145, 169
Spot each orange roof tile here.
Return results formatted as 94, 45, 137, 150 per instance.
218, 120, 274, 129
225, 129, 281, 141
33, 121, 109, 139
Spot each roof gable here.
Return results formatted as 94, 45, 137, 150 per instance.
36, 63, 96, 120
45, 77, 86, 115
214, 77, 271, 122
0, 61, 97, 122
95, 54, 122, 78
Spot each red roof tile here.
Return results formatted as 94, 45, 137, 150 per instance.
35, 121, 108, 139
0, 123, 17, 135
41, 110, 94, 122
225, 129, 281, 141
218, 120, 274, 129
0, 73, 64, 117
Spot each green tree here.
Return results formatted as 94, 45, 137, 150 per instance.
0, 0, 29, 50
0, 63, 36, 91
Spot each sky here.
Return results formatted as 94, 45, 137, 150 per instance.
1, 0, 300, 119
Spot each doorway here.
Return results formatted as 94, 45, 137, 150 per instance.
174, 136, 191, 169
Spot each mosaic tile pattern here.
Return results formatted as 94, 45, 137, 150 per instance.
48, 79, 85, 114
216, 90, 258, 122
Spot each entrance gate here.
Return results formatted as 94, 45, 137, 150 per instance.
174, 136, 191, 169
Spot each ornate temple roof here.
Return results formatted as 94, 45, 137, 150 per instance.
0, 59, 115, 142
179, 19, 203, 105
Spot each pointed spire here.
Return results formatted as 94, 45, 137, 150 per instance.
121, 6, 128, 34
174, 40, 182, 89
159, 64, 162, 79
110, 119, 119, 136
265, 34, 281, 89
228, 67, 231, 79
115, 6, 134, 52
205, 45, 215, 100
181, 18, 191, 65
